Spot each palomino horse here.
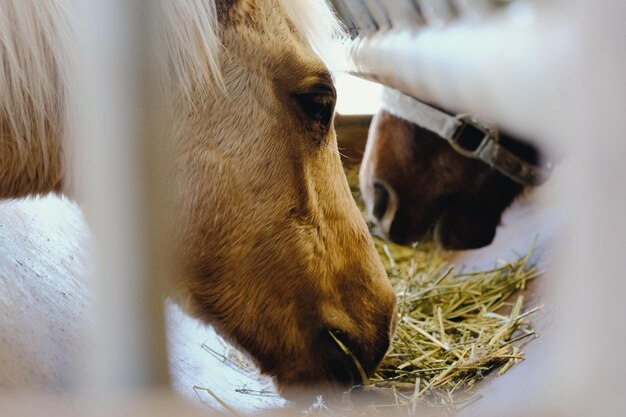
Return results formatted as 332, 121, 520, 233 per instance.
0, 0, 396, 395
360, 104, 542, 250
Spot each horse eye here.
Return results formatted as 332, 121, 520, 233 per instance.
295, 93, 335, 128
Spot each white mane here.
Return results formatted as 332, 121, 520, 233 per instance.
0, 0, 74, 170
0, 0, 344, 155
280, 0, 346, 66
160, 0, 345, 100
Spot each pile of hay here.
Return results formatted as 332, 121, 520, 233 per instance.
360, 239, 541, 409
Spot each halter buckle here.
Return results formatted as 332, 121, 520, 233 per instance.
449, 114, 499, 159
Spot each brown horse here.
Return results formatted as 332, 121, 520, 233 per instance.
360, 107, 542, 250
0, 0, 396, 396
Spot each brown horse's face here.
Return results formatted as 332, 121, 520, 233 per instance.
170, 1, 396, 396
360, 110, 528, 250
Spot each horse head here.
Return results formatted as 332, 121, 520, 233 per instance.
360, 109, 539, 249
170, 0, 397, 396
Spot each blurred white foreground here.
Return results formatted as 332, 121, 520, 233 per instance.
2, 0, 626, 416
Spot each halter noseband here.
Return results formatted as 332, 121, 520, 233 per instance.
382, 88, 552, 186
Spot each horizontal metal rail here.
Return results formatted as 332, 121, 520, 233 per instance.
338, 1, 572, 145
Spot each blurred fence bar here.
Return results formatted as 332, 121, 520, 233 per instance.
76, 0, 170, 403
335, 0, 568, 143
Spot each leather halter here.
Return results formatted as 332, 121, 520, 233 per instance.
382, 88, 552, 186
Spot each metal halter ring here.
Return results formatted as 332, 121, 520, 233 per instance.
449, 114, 500, 159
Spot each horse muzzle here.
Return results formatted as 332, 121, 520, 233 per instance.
274, 325, 393, 401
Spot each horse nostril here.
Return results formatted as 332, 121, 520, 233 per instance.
320, 332, 349, 385
372, 182, 391, 221
373, 332, 391, 370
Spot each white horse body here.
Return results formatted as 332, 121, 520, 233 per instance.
0, 197, 90, 391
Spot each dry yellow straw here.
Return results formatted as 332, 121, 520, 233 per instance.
193, 385, 244, 417
367, 238, 541, 408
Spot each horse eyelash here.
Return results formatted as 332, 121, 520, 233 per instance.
296, 94, 334, 119
295, 93, 335, 145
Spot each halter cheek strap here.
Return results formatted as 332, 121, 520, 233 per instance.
381, 88, 552, 187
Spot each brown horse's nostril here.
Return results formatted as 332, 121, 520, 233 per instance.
372, 332, 391, 369
372, 182, 391, 222
324, 327, 391, 386
319, 329, 359, 386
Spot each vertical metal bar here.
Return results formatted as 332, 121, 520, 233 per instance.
75, 0, 170, 402
552, 3, 626, 417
